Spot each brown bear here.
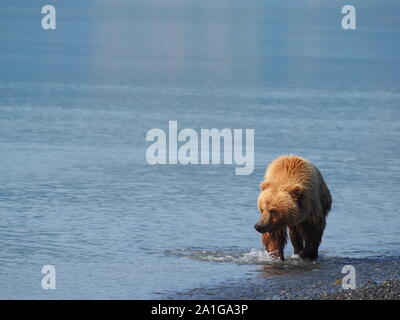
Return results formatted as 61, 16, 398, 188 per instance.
254, 155, 332, 260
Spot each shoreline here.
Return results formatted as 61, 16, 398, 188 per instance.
169, 255, 400, 300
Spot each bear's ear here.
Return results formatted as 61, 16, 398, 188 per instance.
288, 184, 304, 200
260, 181, 270, 191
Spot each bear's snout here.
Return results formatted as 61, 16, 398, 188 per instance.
254, 222, 272, 233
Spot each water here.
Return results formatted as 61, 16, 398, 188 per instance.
0, 0, 399, 299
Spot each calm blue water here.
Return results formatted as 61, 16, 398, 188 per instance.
0, 0, 400, 299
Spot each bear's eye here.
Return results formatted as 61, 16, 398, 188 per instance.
269, 210, 278, 216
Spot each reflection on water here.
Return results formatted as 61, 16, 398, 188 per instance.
0, 0, 400, 298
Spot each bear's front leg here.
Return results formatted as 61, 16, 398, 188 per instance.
298, 224, 323, 260
289, 226, 304, 254
299, 247, 319, 260
262, 229, 287, 261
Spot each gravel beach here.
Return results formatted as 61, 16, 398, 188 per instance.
170, 256, 400, 300
314, 279, 400, 300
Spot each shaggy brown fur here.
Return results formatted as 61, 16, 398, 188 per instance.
255, 155, 332, 260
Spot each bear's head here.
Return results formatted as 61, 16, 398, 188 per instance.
254, 181, 303, 233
